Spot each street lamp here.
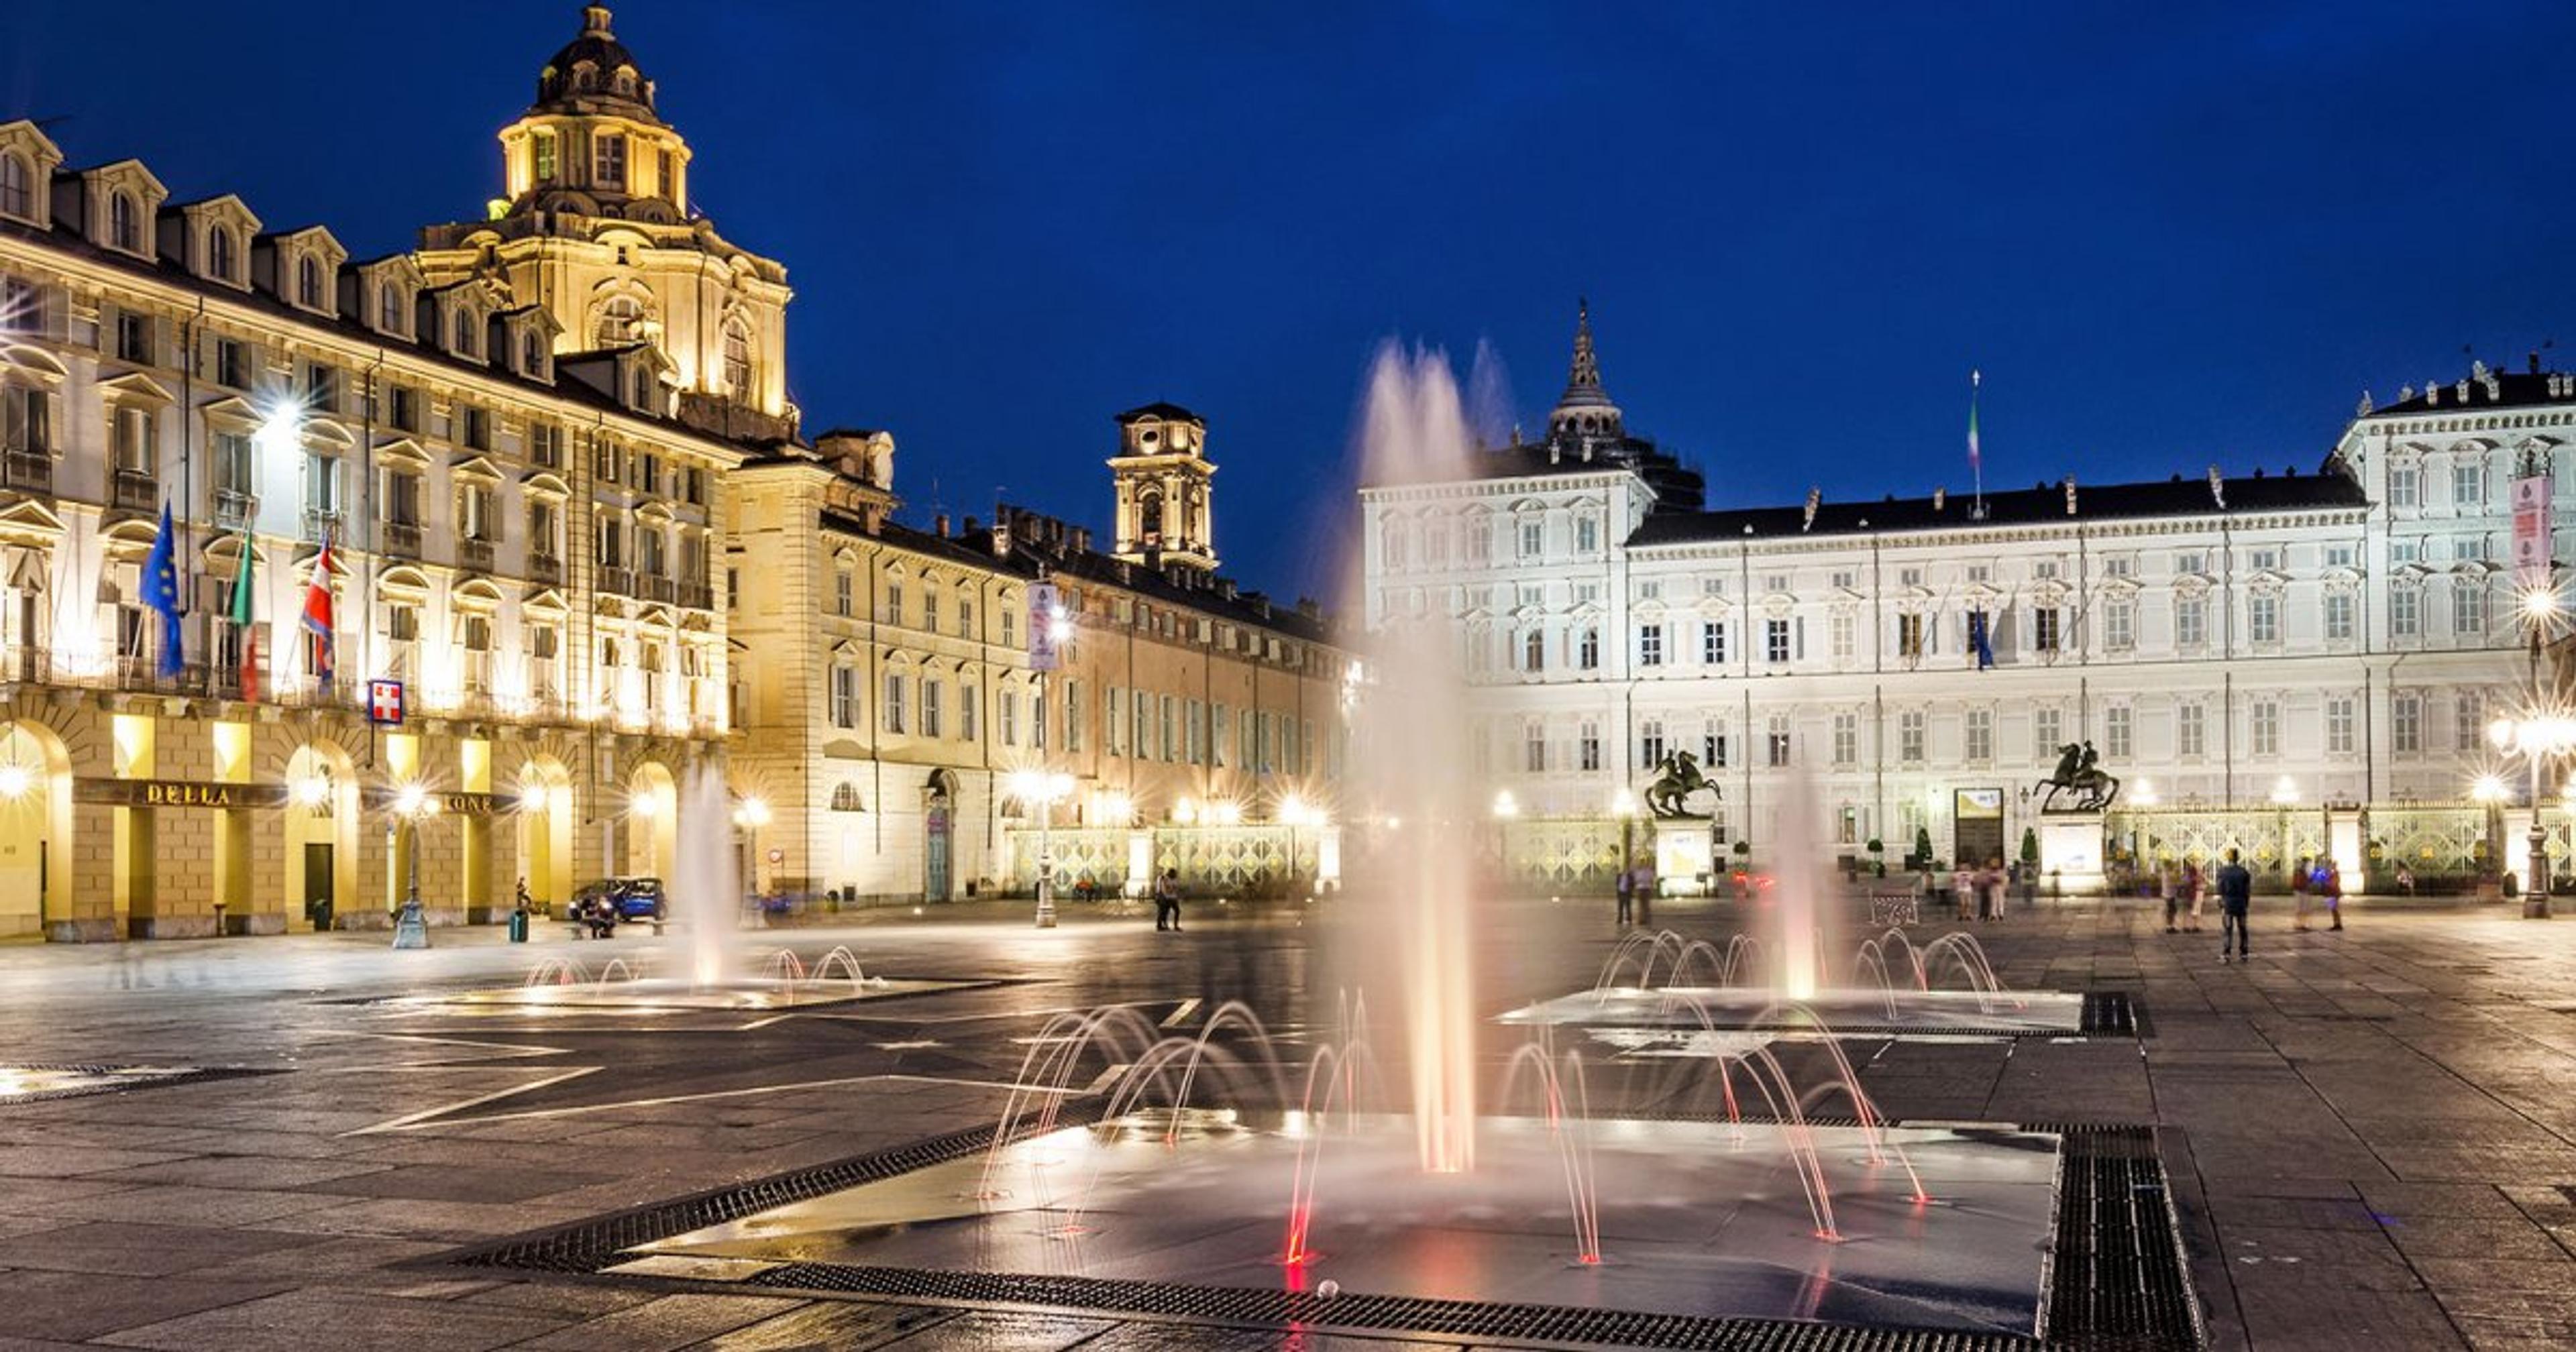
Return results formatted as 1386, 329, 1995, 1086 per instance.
1010, 769, 1074, 927
2486, 714, 2576, 917
391, 783, 438, 947
1611, 787, 1640, 887
733, 796, 771, 895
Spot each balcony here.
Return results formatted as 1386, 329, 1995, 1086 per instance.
678, 581, 714, 610
302, 508, 341, 545
1, 451, 50, 493
641, 574, 678, 604
382, 520, 422, 557
1, 647, 47, 685
213, 490, 257, 532
529, 553, 562, 585
458, 537, 495, 573
596, 566, 635, 598
111, 469, 158, 512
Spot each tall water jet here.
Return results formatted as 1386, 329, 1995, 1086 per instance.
674, 760, 740, 989
1773, 767, 1823, 1001
1351, 341, 1481, 1174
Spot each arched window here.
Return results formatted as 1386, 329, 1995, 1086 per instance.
531, 130, 558, 184
1138, 490, 1165, 544
378, 281, 402, 331
595, 296, 645, 347
453, 306, 476, 355
613, 68, 637, 96
829, 782, 863, 812
207, 226, 235, 281
109, 191, 139, 251
0, 154, 30, 219
721, 320, 751, 394
296, 255, 323, 308
1523, 628, 1545, 672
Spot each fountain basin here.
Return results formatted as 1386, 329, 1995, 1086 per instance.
411, 976, 984, 1012
625, 1111, 2061, 1337
1503, 986, 2086, 1036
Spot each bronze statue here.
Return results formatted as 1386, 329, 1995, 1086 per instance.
2035, 740, 2119, 812
1644, 750, 1720, 820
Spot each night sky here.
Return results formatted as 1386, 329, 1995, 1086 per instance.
7, 1, 2572, 601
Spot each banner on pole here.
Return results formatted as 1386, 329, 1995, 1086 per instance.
2512, 473, 2553, 590
1028, 582, 1062, 672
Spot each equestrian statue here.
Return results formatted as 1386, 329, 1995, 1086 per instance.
1643, 750, 1721, 820
2035, 740, 2120, 813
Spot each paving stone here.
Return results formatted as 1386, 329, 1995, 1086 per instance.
688, 1302, 958, 1349
0, 1221, 328, 1276
507, 1293, 810, 1350
0, 1270, 294, 1341
94, 1288, 563, 1352
865, 1311, 1120, 1351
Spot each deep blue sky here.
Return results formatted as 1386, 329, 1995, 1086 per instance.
9, 2, 2572, 599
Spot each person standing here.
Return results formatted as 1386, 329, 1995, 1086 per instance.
1154, 868, 1183, 932
2182, 860, 2206, 934
2290, 855, 2313, 932
1615, 860, 1635, 928
2216, 848, 2253, 962
2320, 858, 2345, 932
1951, 862, 1975, 921
2159, 859, 2180, 934
1634, 859, 1657, 928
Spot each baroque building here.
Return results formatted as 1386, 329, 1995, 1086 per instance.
1361, 306, 2548, 886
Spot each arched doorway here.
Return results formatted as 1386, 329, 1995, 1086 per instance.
0, 721, 72, 937
282, 742, 359, 932
627, 762, 678, 882
923, 769, 957, 903
515, 756, 574, 909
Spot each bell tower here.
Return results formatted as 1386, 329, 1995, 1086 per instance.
1547, 297, 1625, 448
1108, 403, 1217, 573
419, 4, 796, 440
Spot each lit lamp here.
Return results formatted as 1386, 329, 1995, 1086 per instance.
734, 796, 771, 895
392, 782, 438, 919
2486, 714, 2576, 917
1009, 769, 1075, 927
0, 764, 30, 800
1491, 789, 1520, 819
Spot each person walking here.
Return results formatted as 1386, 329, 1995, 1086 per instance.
2290, 855, 2313, 932
1154, 868, 1183, 932
2320, 857, 2345, 932
2216, 847, 2253, 962
1951, 862, 1975, 921
1615, 860, 1635, 928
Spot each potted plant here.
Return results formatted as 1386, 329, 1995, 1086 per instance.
1866, 836, 1886, 878
1911, 826, 1934, 871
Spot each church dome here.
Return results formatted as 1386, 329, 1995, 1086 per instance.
534, 5, 663, 125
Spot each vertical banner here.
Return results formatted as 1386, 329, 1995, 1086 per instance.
2512, 473, 2554, 592
1028, 581, 1061, 672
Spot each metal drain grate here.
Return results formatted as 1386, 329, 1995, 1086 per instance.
0, 1065, 280, 1106
2080, 992, 2143, 1037
2037, 1127, 2203, 1351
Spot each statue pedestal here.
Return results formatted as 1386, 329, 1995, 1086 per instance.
1651, 820, 1717, 897
2037, 814, 2107, 895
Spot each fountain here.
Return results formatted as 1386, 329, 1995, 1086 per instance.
675, 760, 738, 989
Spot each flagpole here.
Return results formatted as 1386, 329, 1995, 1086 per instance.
1970, 369, 1984, 520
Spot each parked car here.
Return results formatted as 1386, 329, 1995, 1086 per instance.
571, 877, 666, 923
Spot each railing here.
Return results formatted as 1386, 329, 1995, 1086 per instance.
2, 648, 46, 685
678, 581, 714, 610
1, 451, 50, 492
458, 538, 495, 573
529, 553, 562, 585
213, 490, 258, 532
596, 566, 635, 597
641, 575, 678, 604
111, 469, 158, 512
382, 520, 422, 557
303, 508, 341, 545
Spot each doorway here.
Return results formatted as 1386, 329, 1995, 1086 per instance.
1953, 787, 2005, 868
303, 842, 335, 929
924, 774, 955, 903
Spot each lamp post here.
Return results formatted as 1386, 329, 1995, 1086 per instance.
2486, 715, 2576, 918
733, 796, 771, 899
390, 783, 437, 948
1611, 786, 1640, 886
1011, 769, 1074, 927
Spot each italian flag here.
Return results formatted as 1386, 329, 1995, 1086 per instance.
229, 527, 259, 702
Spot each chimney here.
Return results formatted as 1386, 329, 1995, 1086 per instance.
1296, 598, 1322, 621
962, 516, 981, 537
1932, 487, 1947, 512
1219, 579, 1238, 600
2532, 350, 2544, 376
934, 513, 950, 538
1073, 527, 1091, 554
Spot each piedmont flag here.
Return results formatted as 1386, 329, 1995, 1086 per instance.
227, 527, 259, 702
138, 502, 185, 678
1968, 609, 1995, 671
300, 530, 337, 689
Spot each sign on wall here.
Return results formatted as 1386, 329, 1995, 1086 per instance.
367, 679, 406, 726
1028, 582, 1062, 672
2512, 473, 2554, 591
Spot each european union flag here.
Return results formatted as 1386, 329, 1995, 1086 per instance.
1968, 609, 1994, 671
138, 500, 184, 677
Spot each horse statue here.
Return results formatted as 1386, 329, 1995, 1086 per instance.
1643, 750, 1721, 820
2035, 740, 2120, 813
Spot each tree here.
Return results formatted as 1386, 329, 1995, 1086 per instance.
2020, 827, 2040, 867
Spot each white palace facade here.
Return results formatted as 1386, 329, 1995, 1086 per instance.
1362, 308, 2560, 881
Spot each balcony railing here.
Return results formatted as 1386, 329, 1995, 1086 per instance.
678, 581, 714, 610
596, 566, 635, 597
641, 575, 678, 604
459, 537, 495, 573
1, 450, 50, 492
382, 520, 422, 557
213, 490, 257, 531
111, 469, 158, 512
529, 553, 562, 585
2, 647, 46, 685
303, 508, 341, 545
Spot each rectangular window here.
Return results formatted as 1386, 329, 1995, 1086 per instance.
2324, 544, 2355, 570
1965, 708, 1992, 762
1519, 520, 1543, 559
1632, 720, 1657, 772
829, 666, 857, 728
881, 671, 906, 734
2453, 461, 2485, 510
2177, 596, 2206, 648
2456, 690, 2484, 752
1578, 720, 1602, 772
2178, 703, 2206, 758
2326, 697, 2355, 754
594, 133, 627, 188
2456, 583, 2487, 635
1831, 712, 1857, 767
2035, 707, 2061, 754
1766, 618, 1790, 664
1701, 621, 1725, 665
1638, 624, 1663, 667
1576, 516, 1599, 554
533, 131, 558, 183
2394, 693, 2422, 754
1578, 627, 1599, 670
461, 405, 490, 451
1766, 718, 1791, 768
2106, 600, 2135, 651
115, 310, 152, 364
2389, 466, 2420, 509
2033, 608, 2061, 652
922, 589, 940, 636
1900, 710, 1925, 763
962, 683, 980, 741
2392, 587, 2420, 637
211, 430, 253, 499
2178, 552, 2206, 577
1524, 724, 1545, 773
2249, 594, 2279, 644
2252, 699, 2279, 756
1703, 731, 1727, 769
922, 679, 944, 738
2106, 706, 2132, 760
1000, 689, 1019, 746
2324, 592, 2354, 641
1897, 613, 1924, 658
1829, 612, 1854, 663
885, 582, 904, 627
212, 337, 249, 389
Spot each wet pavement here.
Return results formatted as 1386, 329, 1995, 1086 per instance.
0, 893, 2567, 1349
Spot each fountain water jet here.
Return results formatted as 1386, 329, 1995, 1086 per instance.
674, 762, 740, 989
